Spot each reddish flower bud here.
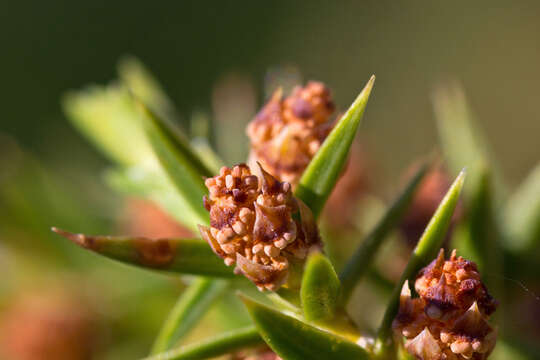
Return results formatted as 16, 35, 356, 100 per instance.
200, 163, 320, 291
393, 249, 498, 360
246, 82, 335, 186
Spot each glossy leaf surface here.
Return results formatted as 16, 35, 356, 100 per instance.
241, 295, 369, 360
295, 76, 375, 219
301, 252, 340, 322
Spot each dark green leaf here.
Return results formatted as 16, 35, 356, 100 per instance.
301, 252, 340, 322
241, 295, 369, 360
151, 278, 229, 354
52, 228, 233, 277
295, 76, 375, 219
374, 170, 466, 354
143, 326, 262, 360
339, 163, 428, 304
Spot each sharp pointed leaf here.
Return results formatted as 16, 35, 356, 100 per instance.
295, 76, 375, 218
143, 326, 262, 360
451, 168, 501, 289
151, 278, 229, 354
52, 228, 233, 277
375, 170, 466, 353
241, 295, 369, 360
136, 100, 213, 225
301, 252, 340, 322
339, 163, 428, 304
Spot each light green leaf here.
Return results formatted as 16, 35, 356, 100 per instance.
375, 170, 466, 354
504, 162, 540, 252
118, 56, 181, 126
136, 100, 213, 226
191, 138, 224, 175
151, 278, 229, 354
241, 295, 369, 360
63, 84, 154, 167
104, 166, 201, 232
301, 252, 340, 322
52, 228, 233, 277
451, 168, 501, 272
295, 76, 375, 219
339, 163, 428, 304
143, 326, 262, 360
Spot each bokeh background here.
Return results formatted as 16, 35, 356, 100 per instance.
1, 1, 539, 359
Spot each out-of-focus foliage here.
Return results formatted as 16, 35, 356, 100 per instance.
1, 3, 540, 357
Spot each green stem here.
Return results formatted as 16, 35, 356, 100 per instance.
150, 278, 228, 354
143, 326, 262, 360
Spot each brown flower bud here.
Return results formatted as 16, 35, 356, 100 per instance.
200, 163, 320, 291
246, 81, 335, 186
393, 249, 498, 360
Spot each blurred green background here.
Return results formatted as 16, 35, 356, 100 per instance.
2, 1, 539, 182
1, 1, 539, 359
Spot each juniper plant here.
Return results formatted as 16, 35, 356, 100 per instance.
54, 58, 539, 359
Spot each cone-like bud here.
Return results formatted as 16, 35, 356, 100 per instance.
393, 249, 498, 360
246, 82, 335, 186
201, 163, 321, 290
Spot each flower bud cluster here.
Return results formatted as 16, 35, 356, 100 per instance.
200, 163, 320, 290
393, 249, 498, 360
246, 82, 335, 186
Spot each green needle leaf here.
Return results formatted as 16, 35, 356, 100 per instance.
240, 295, 369, 360
301, 252, 341, 322
118, 56, 181, 126
295, 76, 375, 219
339, 163, 428, 304
105, 166, 203, 233
451, 168, 501, 282
504, 162, 540, 252
374, 169, 466, 354
63, 84, 154, 167
52, 228, 233, 277
151, 278, 229, 354
136, 100, 213, 226
143, 326, 262, 360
